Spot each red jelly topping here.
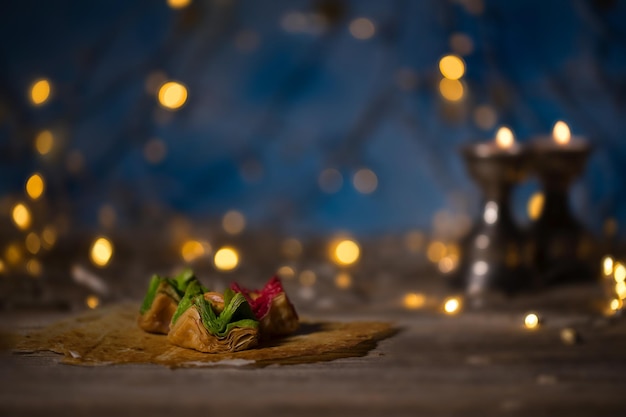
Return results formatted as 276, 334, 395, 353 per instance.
230, 276, 288, 320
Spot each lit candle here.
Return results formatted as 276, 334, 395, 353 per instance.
532, 120, 589, 151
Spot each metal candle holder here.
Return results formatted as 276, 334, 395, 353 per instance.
453, 143, 531, 298
529, 138, 594, 287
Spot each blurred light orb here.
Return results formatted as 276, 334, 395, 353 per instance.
527, 192, 544, 221
349, 17, 375, 40
614, 263, 626, 283
35, 130, 54, 155
26, 173, 45, 200
353, 169, 378, 194
474, 105, 497, 130
26, 258, 42, 277
335, 272, 352, 289
439, 55, 465, 80
615, 281, 626, 299
5, 244, 23, 265
167, 0, 191, 9
90, 237, 113, 267
158, 81, 188, 110
438, 256, 457, 274
495, 127, 515, 149
443, 297, 461, 315
332, 239, 360, 265
610, 298, 622, 312
299, 270, 317, 286
86, 295, 100, 309
281, 238, 303, 258
222, 210, 246, 235
41, 226, 57, 249
0, 260, 5, 273
524, 313, 540, 329
603, 256, 614, 276
439, 78, 464, 102
277, 265, 295, 279
318, 168, 343, 193
12, 203, 31, 230
30, 78, 51, 105
403, 293, 426, 310
449, 32, 474, 56
552, 121, 571, 145
214, 247, 239, 271
181, 240, 205, 262
427, 241, 446, 263
25, 232, 41, 255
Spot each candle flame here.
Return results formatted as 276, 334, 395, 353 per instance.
552, 121, 571, 145
495, 126, 515, 149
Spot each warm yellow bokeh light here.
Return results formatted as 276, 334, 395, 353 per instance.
167, 0, 191, 9
332, 239, 361, 266
158, 81, 188, 110
335, 272, 352, 289
5, 244, 22, 265
86, 295, 100, 309
41, 226, 57, 249
403, 293, 426, 310
0, 260, 5, 273
282, 238, 303, 258
12, 203, 31, 230
214, 247, 239, 271
25, 232, 41, 255
527, 192, 544, 221
610, 298, 622, 312
26, 258, 42, 277
26, 173, 45, 200
299, 270, 317, 286
443, 297, 461, 315
603, 256, 614, 276
495, 126, 515, 149
524, 313, 540, 329
181, 240, 205, 262
90, 237, 114, 267
223, 210, 246, 235
615, 281, 626, 299
439, 55, 465, 80
438, 256, 457, 274
30, 79, 51, 105
439, 78, 464, 102
35, 130, 54, 155
277, 265, 295, 279
427, 241, 446, 263
552, 121, 571, 145
614, 263, 626, 283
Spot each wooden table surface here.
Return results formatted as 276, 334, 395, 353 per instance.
2, 300, 626, 417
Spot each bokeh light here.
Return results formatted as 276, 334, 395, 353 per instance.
25, 232, 41, 255
30, 78, 51, 105
90, 237, 114, 267
527, 192, 544, 221
349, 17, 375, 40
439, 78, 464, 102
603, 256, 614, 276
281, 238, 302, 258
334, 272, 352, 289
443, 297, 461, 315
41, 226, 57, 249
614, 262, 625, 283
5, 244, 23, 265
158, 81, 188, 110
353, 169, 378, 194
427, 241, 446, 263
143, 138, 167, 164
167, 0, 191, 9
86, 295, 100, 309
222, 210, 246, 235
35, 130, 54, 155
331, 239, 361, 266
26, 173, 45, 200
12, 203, 31, 230
439, 55, 465, 80
181, 240, 206, 262
299, 269, 317, 286
277, 265, 295, 279
318, 168, 343, 193
26, 258, 42, 277
214, 247, 239, 271
403, 293, 426, 310
524, 313, 540, 329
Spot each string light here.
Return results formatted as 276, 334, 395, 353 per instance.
90, 237, 114, 267
26, 173, 45, 200
403, 293, 426, 310
524, 313, 540, 329
222, 210, 246, 235
158, 81, 188, 110
86, 295, 100, 309
30, 78, 51, 105
12, 203, 31, 230
609, 298, 622, 312
349, 17, 375, 40
438, 55, 465, 80
603, 256, 614, 276
331, 239, 360, 266
35, 130, 54, 155
439, 78, 464, 102
214, 247, 239, 271
614, 263, 625, 283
